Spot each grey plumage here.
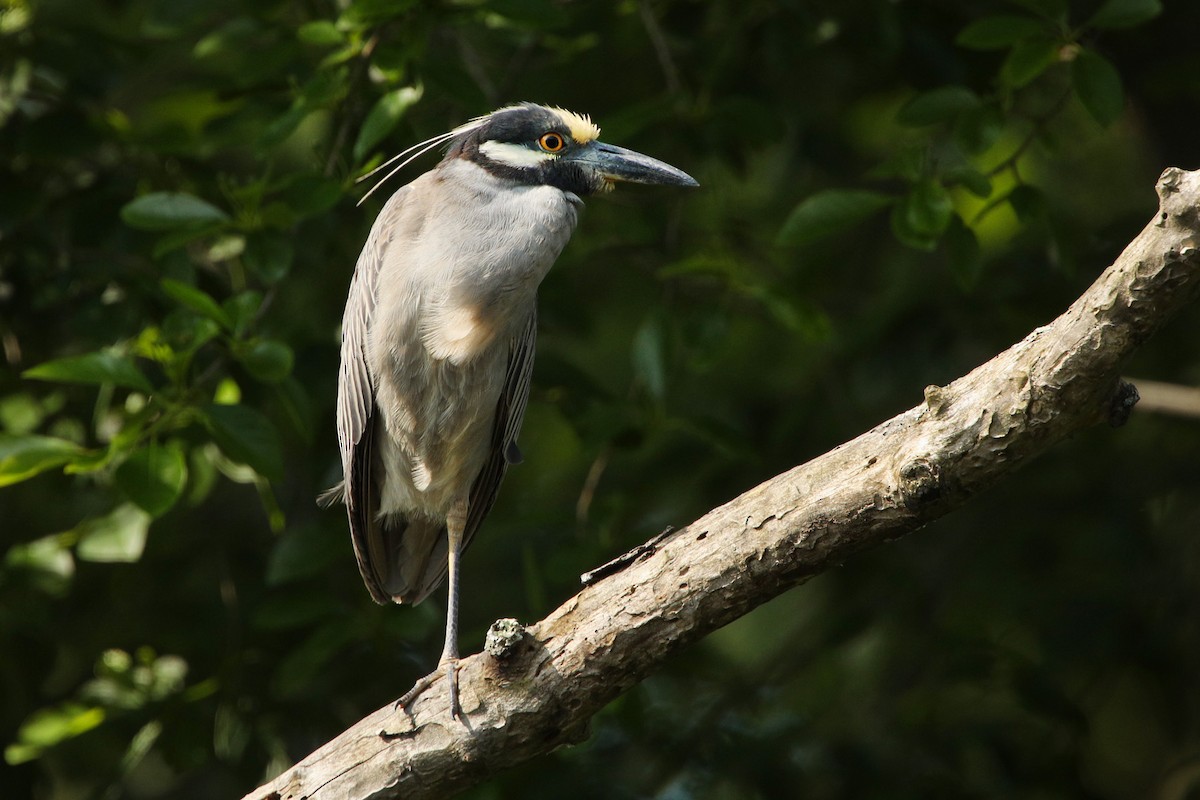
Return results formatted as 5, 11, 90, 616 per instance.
340, 158, 574, 603
324, 103, 696, 717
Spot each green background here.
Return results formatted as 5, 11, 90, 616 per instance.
3, 0, 1199, 797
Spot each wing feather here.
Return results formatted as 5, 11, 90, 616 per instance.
467, 308, 539, 548
338, 187, 411, 604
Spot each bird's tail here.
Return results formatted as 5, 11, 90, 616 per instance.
370, 512, 449, 606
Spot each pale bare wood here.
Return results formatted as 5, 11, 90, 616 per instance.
242, 167, 1200, 800
1128, 377, 1200, 419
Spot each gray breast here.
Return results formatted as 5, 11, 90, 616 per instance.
366, 160, 580, 517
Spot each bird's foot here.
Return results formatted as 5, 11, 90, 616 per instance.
395, 657, 462, 720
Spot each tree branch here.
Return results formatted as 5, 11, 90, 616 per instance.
242, 167, 1200, 800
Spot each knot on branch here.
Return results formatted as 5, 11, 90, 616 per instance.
485, 618, 528, 660
1156, 167, 1200, 229
1108, 379, 1140, 427
898, 458, 943, 510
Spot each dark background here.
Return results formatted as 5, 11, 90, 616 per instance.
3, 0, 1199, 797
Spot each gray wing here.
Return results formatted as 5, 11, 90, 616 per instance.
465, 306, 538, 545
338, 187, 410, 605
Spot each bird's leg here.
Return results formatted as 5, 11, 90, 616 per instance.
395, 498, 468, 720
438, 497, 467, 719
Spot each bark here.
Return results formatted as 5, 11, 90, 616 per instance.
242, 167, 1200, 800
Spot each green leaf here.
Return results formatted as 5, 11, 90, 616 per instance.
161, 279, 234, 330
1008, 184, 1047, 222
945, 216, 983, 288
891, 179, 954, 250
945, 166, 993, 199
1072, 49, 1124, 126
352, 85, 423, 162
243, 233, 295, 283
777, 189, 894, 246
24, 350, 152, 392
75, 503, 152, 563
1000, 37, 1061, 89
5, 533, 75, 597
204, 404, 283, 481
5, 703, 106, 764
274, 174, 342, 219
238, 339, 294, 383
954, 103, 1005, 155
897, 86, 980, 126
1089, 0, 1161, 29
0, 434, 85, 486
956, 15, 1045, 50
223, 291, 263, 336
297, 20, 344, 46
120, 192, 229, 231
115, 442, 188, 517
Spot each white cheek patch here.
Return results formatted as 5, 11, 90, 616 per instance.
480, 140, 555, 168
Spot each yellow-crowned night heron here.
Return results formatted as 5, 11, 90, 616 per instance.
323, 103, 697, 718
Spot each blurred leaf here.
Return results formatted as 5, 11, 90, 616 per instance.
223, 290, 263, 336
897, 86, 980, 126
274, 174, 343, 218
267, 525, 345, 585
956, 15, 1045, 49
1000, 37, 1061, 89
945, 216, 982, 288
24, 351, 153, 392
488, 0, 570, 27
777, 189, 894, 246
1008, 184, 1047, 222
341, 0, 421, 26
891, 179, 954, 250
161, 279, 234, 331
243, 232, 295, 283
204, 403, 283, 481
0, 434, 85, 486
238, 339, 294, 383
120, 192, 229, 231
954, 103, 1005, 154
5, 704, 105, 765
1089, 0, 1162, 29
631, 317, 667, 402
4, 534, 75, 596
1072, 49, 1124, 126
119, 721, 162, 776
272, 376, 316, 443
0, 392, 55, 434
75, 503, 152, 563
945, 165, 993, 198
352, 85, 423, 162
297, 20, 344, 46
115, 442, 188, 517
260, 106, 308, 149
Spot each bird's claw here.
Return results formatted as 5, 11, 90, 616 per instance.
395, 658, 462, 721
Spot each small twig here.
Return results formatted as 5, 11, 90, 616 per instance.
637, 0, 683, 95
1128, 377, 1200, 419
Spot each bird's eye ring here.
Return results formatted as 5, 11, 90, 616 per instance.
538, 132, 566, 153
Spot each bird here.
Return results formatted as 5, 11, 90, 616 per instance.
322, 102, 697, 719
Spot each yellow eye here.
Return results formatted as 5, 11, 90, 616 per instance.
538, 132, 566, 153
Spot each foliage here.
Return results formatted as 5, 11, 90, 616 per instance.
2, 0, 1198, 797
